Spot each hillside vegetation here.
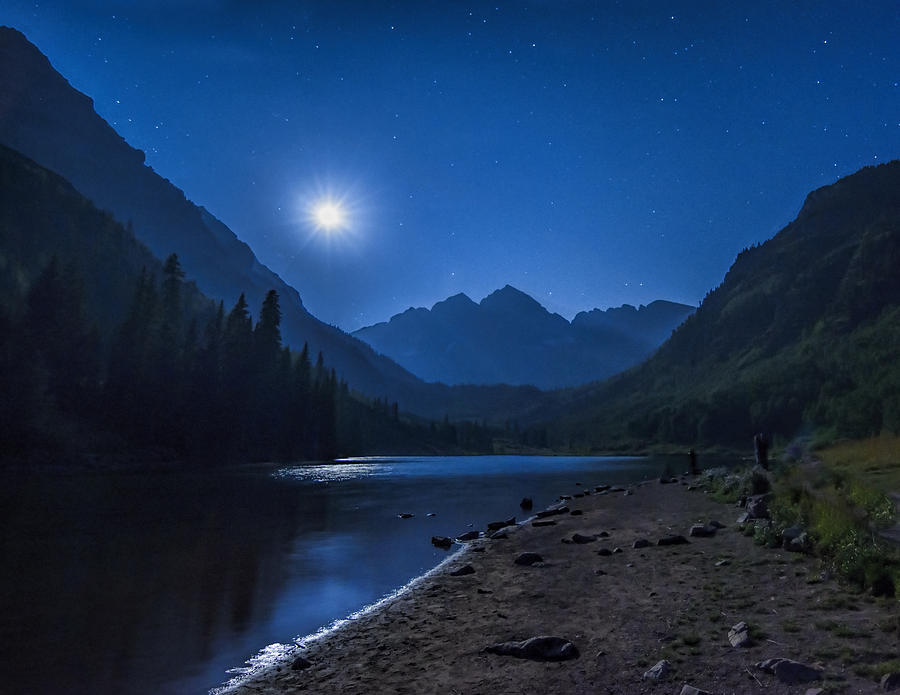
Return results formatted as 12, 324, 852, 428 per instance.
541, 161, 900, 451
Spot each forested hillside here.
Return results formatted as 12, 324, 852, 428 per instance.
538, 161, 900, 451
0, 145, 494, 463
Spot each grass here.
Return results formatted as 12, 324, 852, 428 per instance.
818, 433, 900, 492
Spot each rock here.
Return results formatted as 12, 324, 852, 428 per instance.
535, 506, 569, 518
659, 477, 675, 484
489, 530, 508, 539
708, 520, 726, 529
642, 659, 672, 680
449, 564, 475, 576
598, 530, 610, 537
623, 489, 633, 496
570, 509, 583, 516
572, 533, 596, 544
680, 686, 713, 695
487, 517, 516, 531
789, 531, 809, 553
520, 497, 533, 510
612, 547, 623, 554
746, 493, 772, 519
457, 530, 480, 541
882, 672, 900, 690
398, 513, 414, 519
594, 568, 606, 575
532, 520, 557, 527
477, 588, 493, 594
574, 493, 585, 498
727, 621, 751, 647
514, 552, 544, 566
426, 512, 436, 517
595, 484, 610, 492
484, 635, 579, 661
736, 512, 750, 524
560, 495, 572, 500
690, 524, 716, 538
687, 485, 698, 491
597, 548, 612, 556
632, 538, 651, 549
609, 486, 625, 492
291, 655, 311, 670
658, 534, 690, 546
431, 535, 453, 549
715, 559, 730, 567
575, 482, 582, 486
756, 658, 823, 685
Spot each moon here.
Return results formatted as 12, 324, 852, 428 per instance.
311, 199, 347, 231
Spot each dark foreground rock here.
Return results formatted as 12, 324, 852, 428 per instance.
449, 564, 475, 577
657, 534, 689, 546
756, 657, 824, 684
487, 517, 516, 531
456, 531, 480, 541
514, 552, 543, 566
291, 656, 311, 671
483, 636, 579, 661
431, 536, 453, 549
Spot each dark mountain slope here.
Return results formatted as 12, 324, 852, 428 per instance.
354, 285, 693, 388
0, 25, 524, 418
542, 161, 900, 449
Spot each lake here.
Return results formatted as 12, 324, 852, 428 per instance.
0, 454, 701, 694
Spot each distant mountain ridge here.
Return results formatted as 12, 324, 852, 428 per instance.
353, 285, 694, 388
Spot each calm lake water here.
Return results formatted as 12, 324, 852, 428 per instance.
0, 454, 702, 694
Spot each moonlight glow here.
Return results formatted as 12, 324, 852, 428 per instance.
311, 200, 347, 231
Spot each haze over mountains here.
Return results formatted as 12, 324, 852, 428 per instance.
354, 287, 693, 388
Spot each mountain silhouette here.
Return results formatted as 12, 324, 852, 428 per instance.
542, 160, 900, 447
354, 284, 694, 388
0, 26, 553, 421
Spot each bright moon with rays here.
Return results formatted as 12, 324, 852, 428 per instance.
311, 199, 347, 232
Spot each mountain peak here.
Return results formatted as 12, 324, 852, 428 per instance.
480, 284, 546, 314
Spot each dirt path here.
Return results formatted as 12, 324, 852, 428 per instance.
222, 478, 899, 694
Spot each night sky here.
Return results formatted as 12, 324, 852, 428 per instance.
3, 1, 898, 330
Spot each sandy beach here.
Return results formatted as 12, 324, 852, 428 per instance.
224, 476, 897, 694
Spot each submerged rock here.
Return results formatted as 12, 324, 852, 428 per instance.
484, 635, 579, 661
519, 497, 533, 510
398, 513, 414, 519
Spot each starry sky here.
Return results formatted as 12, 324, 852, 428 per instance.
3, 1, 898, 330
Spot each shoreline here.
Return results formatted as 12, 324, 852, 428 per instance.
219, 474, 898, 694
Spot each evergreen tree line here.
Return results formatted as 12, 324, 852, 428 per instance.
0, 253, 497, 462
